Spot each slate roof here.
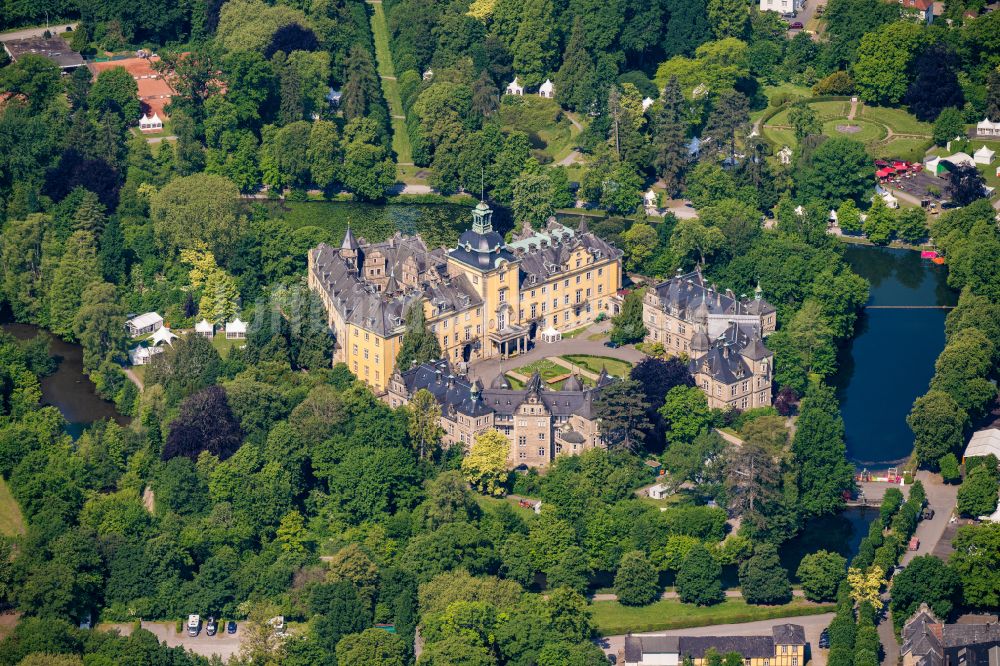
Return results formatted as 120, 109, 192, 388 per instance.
773, 624, 807, 646
625, 626, 805, 664
679, 635, 777, 659
398, 359, 492, 417
510, 218, 623, 288
650, 268, 775, 320
624, 636, 679, 663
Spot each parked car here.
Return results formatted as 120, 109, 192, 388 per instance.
908, 536, 920, 551
789, 21, 804, 28
819, 629, 830, 649
604, 340, 620, 348
922, 507, 935, 520
227, 621, 237, 634
187, 615, 200, 637
206, 617, 217, 636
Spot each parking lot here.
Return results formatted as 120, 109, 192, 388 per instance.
103, 620, 243, 660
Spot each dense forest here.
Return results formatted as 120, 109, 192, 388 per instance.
1, 0, 1000, 663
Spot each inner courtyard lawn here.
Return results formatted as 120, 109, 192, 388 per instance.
591, 598, 835, 635
561, 354, 633, 378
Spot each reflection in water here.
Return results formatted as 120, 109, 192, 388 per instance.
782, 507, 879, 579
2, 322, 129, 437
833, 246, 957, 466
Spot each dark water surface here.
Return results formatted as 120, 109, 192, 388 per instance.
832, 246, 957, 467
2, 322, 129, 437
781, 506, 880, 579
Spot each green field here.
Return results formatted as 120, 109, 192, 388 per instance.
498, 97, 578, 162
368, 2, 414, 166
590, 598, 834, 635
873, 136, 933, 163
211, 333, 244, 358
513, 359, 594, 389
0, 476, 25, 536
821, 118, 886, 144
859, 105, 933, 136
561, 354, 632, 378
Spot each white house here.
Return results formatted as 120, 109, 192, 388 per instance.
964, 428, 1000, 462
973, 145, 995, 165
126, 312, 163, 337
139, 112, 163, 132
760, 0, 803, 14
128, 345, 163, 366
195, 319, 214, 338
150, 326, 178, 346
641, 96, 655, 112
777, 145, 793, 165
538, 78, 554, 99
644, 189, 658, 208
226, 318, 247, 339
648, 483, 671, 500
505, 77, 523, 96
976, 118, 1000, 138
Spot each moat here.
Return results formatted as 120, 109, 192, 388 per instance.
832, 245, 957, 467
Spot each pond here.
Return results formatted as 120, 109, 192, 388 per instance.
1, 322, 130, 438
832, 245, 957, 467
781, 507, 880, 580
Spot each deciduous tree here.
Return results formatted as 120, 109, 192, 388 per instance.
462, 429, 510, 496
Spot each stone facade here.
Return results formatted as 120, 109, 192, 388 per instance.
902, 604, 1000, 666
643, 268, 777, 410
309, 201, 623, 394
386, 359, 614, 466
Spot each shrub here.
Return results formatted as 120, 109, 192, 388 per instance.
880, 488, 904, 523
939, 453, 961, 484
614, 551, 660, 606
828, 613, 857, 649
797, 551, 847, 602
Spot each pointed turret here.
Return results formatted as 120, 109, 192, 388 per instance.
596, 366, 613, 387
341, 224, 359, 251
490, 372, 511, 389
562, 372, 583, 392
526, 371, 544, 394
754, 280, 763, 301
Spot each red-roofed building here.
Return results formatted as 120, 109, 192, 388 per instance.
892, 0, 935, 22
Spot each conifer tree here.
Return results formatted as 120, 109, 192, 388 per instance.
512, 0, 556, 89
792, 381, 855, 519
652, 76, 688, 196
554, 17, 596, 112
396, 303, 442, 371
49, 230, 99, 339
72, 189, 107, 235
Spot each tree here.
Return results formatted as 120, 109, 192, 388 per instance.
939, 453, 961, 484
789, 105, 821, 141
73, 281, 127, 373
311, 581, 372, 659
0, 55, 61, 112
396, 303, 442, 371
846, 566, 884, 611
336, 628, 408, 666
89, 67, 140, 121
895, 207, 927, 244
704, 90, 749, 162
707, 0, 748, 38
671, 217, 725, 268
949, 523, 1000, 608
621, 223, 659, 272
163, 386, 243, 461
630, 357, 695, 415
676, 543, 724, 605
797, 137, 871, 206
199, 268, 241, 325
904, 43, 964, 122
739, 543, 792, 605
932, 107, 965, 146
792, 381, 855, 519
149, 174, 243, 261
929, 328, 995, 419
797, 550, 847, 602
277, 510, 311, 555
609, 289, 647, 345
908, 390, 966, 468
341, 118, 396, 201
652, 77, 689, 196
512, 171, 555, 230
699, 198, 761, 259
957, 466, 999, 517
512, 0, 556, 89
726, 442, 781, 528
837, 200, 863, 234
945, 164, 988, 207
594, 379, 652, 451
462, 429, 510, 496
407, 389, 444, 460
659, 385, 712, 447
555, 17, 597, 112
853, 21, 923, 105
546, 546, 591, 594
862, 195, 895, 245
889, 555, 960, 629
614, 550, 660, 606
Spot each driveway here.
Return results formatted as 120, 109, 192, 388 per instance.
0, 23, 78, 41
102, 621, 243, 661
901, 471, 958, 565
467, 323, 645, 385
597, 613, 835, 666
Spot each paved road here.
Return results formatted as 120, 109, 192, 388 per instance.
786, 0, 826, 37
878, 610, 899, 666
467, 324, 645, 385
104, 621, 243, 660
0, 23, 78, 41
597, 613, 835, 666
901, 470, 957, 565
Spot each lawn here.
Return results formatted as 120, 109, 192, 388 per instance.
859, 105, 932, 136
513, 359, 595, 389
562, 354, 633, 378
368, 2, 413, 165
821, 118, 886, 145
873, 136, 933, 163
0, 476, 25, 537
762, 125, 797, 151
211, 333, 244, 358
498, 97, 577, 162
590, 598, 834, 635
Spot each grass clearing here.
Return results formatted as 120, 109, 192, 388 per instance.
513, 359, 595, 389
590, 597, 834, 635
562, 354, 633, 378
873, 136, 933, 163
0, 476, 25, 536
211, 333, 244, 358
859, 105, 932, 136
498, 97, 577, 162
821, 118, 886, 144
368, 2, 413, 166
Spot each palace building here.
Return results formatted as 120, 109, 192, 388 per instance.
643, 269, 777, 410
308, 201, 623, 394
386, 358, 614, 466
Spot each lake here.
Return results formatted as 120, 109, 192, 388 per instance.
832, 245, 957, 467
781, 506, 880, 580
1, 322, 130, 437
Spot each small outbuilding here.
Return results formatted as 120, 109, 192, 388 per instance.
195, 319, 214, 338
648, 483, 671, 500
226, 318, 247, 339
964, 428, 1000, 463
150, 326, 178, 346
139, 112, 163, 132
777, 145, 793, 165
644, 189, 658, 208
976, 118, 1000, 138
128, 345, 163, 366
973, 145, 995, 165
505, 77, 523, 96
540, 325, 562, 343
642, 96, 655, 111
538, 78, 554, 99
126, 312, 163, 337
